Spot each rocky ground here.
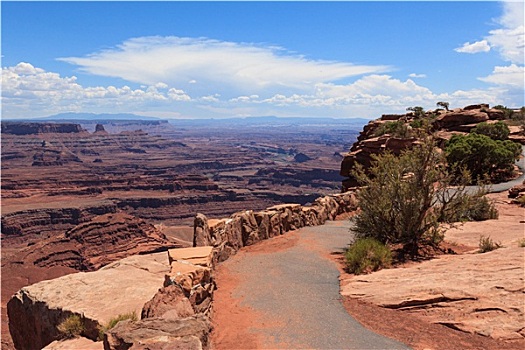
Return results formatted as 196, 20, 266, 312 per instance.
339, 192, 524, 350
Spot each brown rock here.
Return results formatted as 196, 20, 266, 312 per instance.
168, 246, 214, 268
193, 213, 211, 247
14, 212, 175, 271
103, 315, 211, 350
141, 285, 195, 320
435, 110, 489, 129
463, 103, 489, 110
7, 253, 169, 350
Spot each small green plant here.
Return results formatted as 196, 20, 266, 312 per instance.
57, 314, 85, 338
449, 193, 499, 222
373, 121, 412, 138
478, 235, 502, 253
98, 311, 138, 340
345, 238, 392, 274
518, 238, 525, 247
515, 195, 525, 207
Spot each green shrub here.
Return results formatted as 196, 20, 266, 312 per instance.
446, 133, 521, 182
515, 195, 525, 207
57, 314, 84, 338
373, 121, 412, 138
493, 105, 514, 119
447, 191, 499, 222
98, 311, 138, 340
345, 238, 392, 274
478, 235, 502, 253
472, 121, 510, 140
352, 138, 471, 258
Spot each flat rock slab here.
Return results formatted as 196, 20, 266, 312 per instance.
8, 252, 169, 349
168, 246, 214, 267
341, 247, 525, 340
43, 337, 103, 350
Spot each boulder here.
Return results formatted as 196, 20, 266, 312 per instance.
104, 315, 211, 350
168, 246, 214, 268
7, 253, 169, 350
43, 337, 103, 350
141, 285, 195, 320
193, 213, 211, 247
434, 110, 489, 129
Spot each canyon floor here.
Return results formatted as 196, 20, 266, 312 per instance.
212, 192, 524, 350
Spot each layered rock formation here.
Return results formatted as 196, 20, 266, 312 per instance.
340, 104, 525, 190
12, 212, 178, 271
1, 122, 86, 135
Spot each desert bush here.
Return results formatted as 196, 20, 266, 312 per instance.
478, 235, 502, 253
98, 311, 137, 339
493, 105, 514, 119
57, 314, 84, 338
345, 238, 391, 274
472, 121, 509, 140
446, 189, 499, 222
518, 238, 525, 247
446, 133, 521, 182
373, 121, 412, 138
352, 137, 472, 258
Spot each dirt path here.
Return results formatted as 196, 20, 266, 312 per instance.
211, 221, 410, 349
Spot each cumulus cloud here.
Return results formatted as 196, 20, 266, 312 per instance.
58, 36, 390, 94
454, 40, 491, 54
1, 62, 192, 117
454, 2, 523, 64
478, 64, 525, 87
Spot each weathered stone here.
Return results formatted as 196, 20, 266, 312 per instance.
104, 315, 211, 350
7, 253, 169, 350
435, 110, 489, 129
193, 213, 211, 247
43, 337, 103, 350
168, 247, 214, 268
254, 212, 271, 241
463, 103, 489, 110
165, 261, 212, 295
141, 285, 195, 320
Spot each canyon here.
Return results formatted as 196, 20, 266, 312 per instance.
2, 105, 524, 349
1, 116, 362, 349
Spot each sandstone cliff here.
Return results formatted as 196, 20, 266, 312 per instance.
340, 104, 525, 190
1, 122, 86, 135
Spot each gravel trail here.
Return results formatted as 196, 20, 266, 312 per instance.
213, 220, 411, 349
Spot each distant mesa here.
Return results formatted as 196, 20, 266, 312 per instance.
94, 123, 108, 134
294, 152, 313, 163
1, 122, 85, 135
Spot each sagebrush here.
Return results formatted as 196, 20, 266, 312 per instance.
57, 314, 84, 338
345, 238, 392, 275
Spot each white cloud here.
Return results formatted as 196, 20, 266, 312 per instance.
58, 36, 390, 94
1, 62, 192, 117
408, 73, 426, 78
478, 64, 525, 87
454, 40, 491, 54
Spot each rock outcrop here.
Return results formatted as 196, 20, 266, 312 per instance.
11, 212, 178, 271
7, 253, 170, 350
1, 203, 118, 245
340, 104, 525, 190
1, 122, 86, 135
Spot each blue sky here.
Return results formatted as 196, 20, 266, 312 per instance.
2, 1, 524, 119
